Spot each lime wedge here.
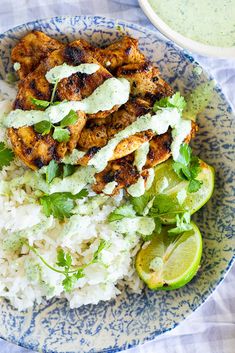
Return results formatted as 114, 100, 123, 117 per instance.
149, 158, 214, 223
136, 222, 202, 290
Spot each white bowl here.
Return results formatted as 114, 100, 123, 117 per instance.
139, 0, 235, 58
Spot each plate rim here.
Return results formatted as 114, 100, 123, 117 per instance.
0, 14, 234, 353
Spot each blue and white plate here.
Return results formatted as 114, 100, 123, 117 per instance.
0, 16, 234, 353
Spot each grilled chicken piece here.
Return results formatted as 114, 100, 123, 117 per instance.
93, 36, 145, 71
14, 40, 113, 113
8, 110, 86, 170
78, 98, 154, 164
11, 33, 144, 80
92, 154, 139, 194
93, 123, 197, 195
11, 31, 63, 80
117, 61, 173, 105
78, 97, 150, 150
144, 131, 172, 169
66, 113, 87, 152
78, 124, 108, 149
78, 129, 154, 167
77, 57, 173, 161
93, 154, 152, 195
8, 127, 67, 170
144, 122, 198, 169
111, 130, 154, 161
56, 42, 115, 120
107, 97, 150, 138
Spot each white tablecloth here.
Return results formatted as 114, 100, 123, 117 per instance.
0, 1, 234, 352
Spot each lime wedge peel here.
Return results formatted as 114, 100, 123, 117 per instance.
150, 159, 215, 224
136, 222, 202, 290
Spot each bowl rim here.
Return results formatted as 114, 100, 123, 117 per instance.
138, 0, 235, 58
0, 14, 234, 353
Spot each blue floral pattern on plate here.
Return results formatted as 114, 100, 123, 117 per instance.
0, 16, 234, 353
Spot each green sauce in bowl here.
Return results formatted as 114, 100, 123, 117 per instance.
148, 0, 235, 48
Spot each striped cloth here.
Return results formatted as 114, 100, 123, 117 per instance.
0, 1, 234, 352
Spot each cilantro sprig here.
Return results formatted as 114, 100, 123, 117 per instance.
31, 98, 51, 109
148, 194, 188, 234
31, 78, 59, 110
44, 160, 77, 184
31, 78, 78, 143
45, 160, 60, 183
60, 109, 78, 127
173, 144, 202, 193
128, 193, 192, 236
34, 120, 52, 135
63, 164, 76, 178
53, 127, 70, 142
39, 190, 88, 220
56, 249, 84, 292
130, 193, 153, 216
34, 109, 78, 142
27, 239, 107, 292
0, 142, 14, 170
153, 92, 186, 113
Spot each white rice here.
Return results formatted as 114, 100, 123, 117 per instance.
0, 159, 147, 310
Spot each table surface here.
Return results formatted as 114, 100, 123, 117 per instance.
0, 1, 234, 352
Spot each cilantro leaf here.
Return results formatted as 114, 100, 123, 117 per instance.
65, 252, 72, 268
51, 101, 62, 106
31, 97, 50, 109
173, 143, 203, 193
56, 249, 72, 269
53, 110, 77, 142
168, 212, 192, 235
149, 194, 179, 216
63, 164, 76, 177
147, 194, 187, 231
39, 190, 88, 220
53, 127, 70, 142
72, 189, 89, 199
73, 268, 85, 279
189, 156, 201, 179
153, 217, 162, 234
92, 239, 107, 262
108, 204, 136, 222
62, 276, 76, 292
34, 120, 52, 135
60, 110, 78, 128
188, 179, 202, 193
130, 192, 153, 216
173, 162, 191, 180
176, 143, 191, 165
27, 235, 105, 293
62, 269, 85, 292
56, 248, 67, 268
40, 193, 74, 220
46, 160, 60, 183
56, 249, 85, 292
153, 92, 186, 112
0, 142, 14, 170
43, 162, 76, 183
